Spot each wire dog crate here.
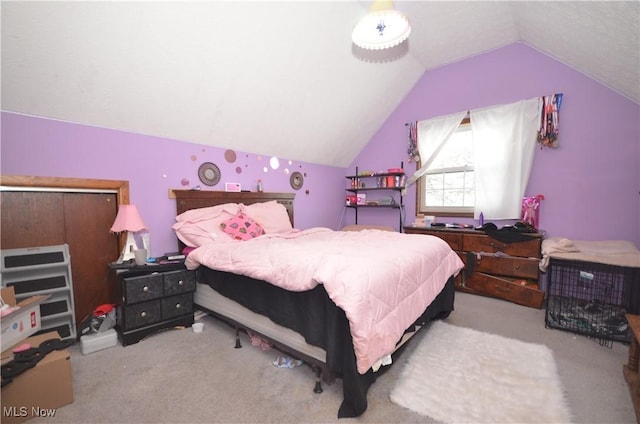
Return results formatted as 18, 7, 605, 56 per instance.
545, 257, 640, 347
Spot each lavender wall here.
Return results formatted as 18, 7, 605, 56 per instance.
1, 113, 346, 256
2, 43, 639, 253
350, 43, 640, 248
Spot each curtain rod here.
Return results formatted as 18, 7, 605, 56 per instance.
404, 111, 471, 126
404, 93, 562, 127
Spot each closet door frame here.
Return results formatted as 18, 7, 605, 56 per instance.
0, 175, 130, 250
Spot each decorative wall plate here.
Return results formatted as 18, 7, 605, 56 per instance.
198, 162, 221, 186
290, 171, 304, 190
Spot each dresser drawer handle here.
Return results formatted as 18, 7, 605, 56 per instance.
175, 303, 181, 309
178, 280, 184, 286
140, 311, 147, 318
143, 286, 149, 292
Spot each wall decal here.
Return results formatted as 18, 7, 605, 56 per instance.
225, 149, 237, 163
290, 171, 304, 190
198, 162, 221, 186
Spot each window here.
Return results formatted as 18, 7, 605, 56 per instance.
412, 97, 541, 220
417, 120, 474, 216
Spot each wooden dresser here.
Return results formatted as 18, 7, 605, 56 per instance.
624, 314, 640, 423
404, 226, 544, 308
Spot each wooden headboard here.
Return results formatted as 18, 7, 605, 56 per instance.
173, 190, 295, 251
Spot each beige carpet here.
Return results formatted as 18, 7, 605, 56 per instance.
390, 321, 573, 423
25, 292, 634, 423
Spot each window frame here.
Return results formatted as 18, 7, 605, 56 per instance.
415, 117, 474, 218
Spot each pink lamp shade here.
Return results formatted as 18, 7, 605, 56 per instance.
110, 205, 146, 233
111, 205, 147, 263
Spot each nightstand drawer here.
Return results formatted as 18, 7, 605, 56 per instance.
163, 270, 196, 296
123, 300, 162, 329
123, 273, 163, 304
161, 293, 193, 320
463, 234, 541, 258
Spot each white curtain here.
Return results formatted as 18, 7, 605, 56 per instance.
470, 98, 541, 219
405, 111, 467, 188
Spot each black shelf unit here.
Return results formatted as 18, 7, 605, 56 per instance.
345, 164, 405, 232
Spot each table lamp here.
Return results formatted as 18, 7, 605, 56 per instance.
110, 204, 147, 263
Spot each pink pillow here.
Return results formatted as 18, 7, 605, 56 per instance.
220, 213, 265, 241
241, 201, 293, 234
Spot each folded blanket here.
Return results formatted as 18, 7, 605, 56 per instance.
540, 237, 640, 271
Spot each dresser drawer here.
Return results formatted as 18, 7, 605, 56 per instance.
406, 228, 464, 250
430, 232, 462, 251
470, 254, 540, 279
466, 272, 544, 308
122, 300, 162, 330
462, 234, 541, 258
161, 293, 193, 320
163, 270, 196, 296
123, 273, 164, 304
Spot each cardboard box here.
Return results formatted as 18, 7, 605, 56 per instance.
1, 331, 74, 423
1, 287, 50, 353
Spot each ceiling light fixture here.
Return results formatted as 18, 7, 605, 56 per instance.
352, 0, 411, 50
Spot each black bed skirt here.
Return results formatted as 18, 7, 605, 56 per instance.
197, 267, 456, 417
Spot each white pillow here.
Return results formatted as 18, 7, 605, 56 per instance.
241, 201, 293, 234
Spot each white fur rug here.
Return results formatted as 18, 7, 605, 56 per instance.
390, 321, 572, 423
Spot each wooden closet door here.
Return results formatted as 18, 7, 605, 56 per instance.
62, 192, 120, 326
1, 191, 66, 247
1, 191, 120, 331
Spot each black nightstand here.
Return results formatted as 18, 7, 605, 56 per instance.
114, 263, 196, 346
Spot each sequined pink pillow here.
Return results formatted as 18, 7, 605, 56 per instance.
220, 213, 265, 241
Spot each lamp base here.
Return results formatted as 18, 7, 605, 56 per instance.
116, 231, 139, 263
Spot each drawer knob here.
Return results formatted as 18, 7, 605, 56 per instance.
143, 286, 149, 292
140, 311, 147, 318
178, 280, 184, 286
175, 303, 181, 309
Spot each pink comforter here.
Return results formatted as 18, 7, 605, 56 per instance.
185, 227, 464, 374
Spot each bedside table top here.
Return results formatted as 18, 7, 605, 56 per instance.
109, 261, 187, 276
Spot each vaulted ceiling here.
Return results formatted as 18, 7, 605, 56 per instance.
2, 1, 638, 167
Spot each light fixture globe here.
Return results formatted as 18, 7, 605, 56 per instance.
352, 1, 411, 50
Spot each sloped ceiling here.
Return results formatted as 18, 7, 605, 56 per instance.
2, 1, 638, 167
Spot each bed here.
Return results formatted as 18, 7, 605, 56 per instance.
172, 189, 464, 418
